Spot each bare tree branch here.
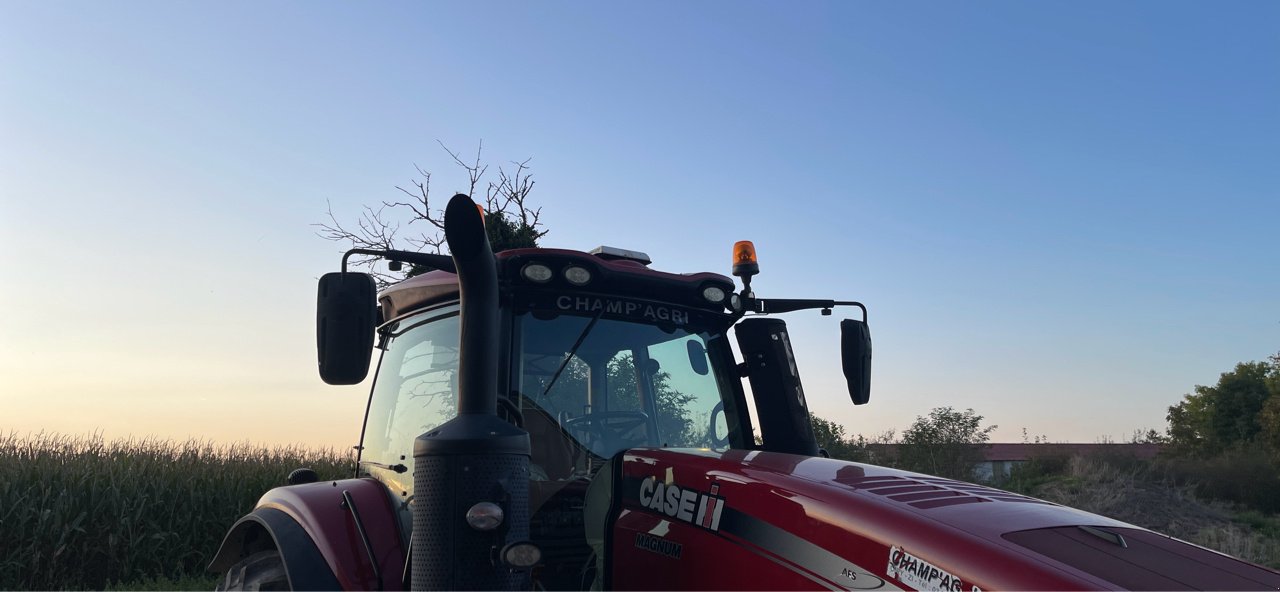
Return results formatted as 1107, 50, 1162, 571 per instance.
317, 140, 548, 288
313, 200, 404, 286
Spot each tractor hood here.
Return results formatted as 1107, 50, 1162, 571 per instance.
613, 448, 1280, 591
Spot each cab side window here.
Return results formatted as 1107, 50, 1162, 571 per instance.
361, 306, 460, 495
642, 333, 728, 450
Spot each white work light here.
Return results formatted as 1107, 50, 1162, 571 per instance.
521, 263, 553, 283
563, 265, 592, 286
465, 502, 504, 531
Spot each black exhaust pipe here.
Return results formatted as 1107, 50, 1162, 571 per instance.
445, 194, 500, 416
412, 194, 531, 591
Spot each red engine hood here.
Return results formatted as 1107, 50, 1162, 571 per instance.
612, 448, 1280, 591
706, 448, 1132, 538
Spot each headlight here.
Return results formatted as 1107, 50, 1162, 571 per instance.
501, 542, 542, 568
563, 265, 592, 286
521, 263, 553, 283
465, 502, 504, 531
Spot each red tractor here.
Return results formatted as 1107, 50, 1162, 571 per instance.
210, 194, 1280, 590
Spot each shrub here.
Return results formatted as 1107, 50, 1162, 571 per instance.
1156, 448, 1280, 513
1002, 454, 1071, 494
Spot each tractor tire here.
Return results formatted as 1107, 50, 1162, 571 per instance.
214, 550, 290, 591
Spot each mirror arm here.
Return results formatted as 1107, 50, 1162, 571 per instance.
844, 301, 868, 323
341, 248, 457, 274
755, 298, 867, 322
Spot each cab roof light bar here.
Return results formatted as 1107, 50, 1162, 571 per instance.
590, 245, 652, 266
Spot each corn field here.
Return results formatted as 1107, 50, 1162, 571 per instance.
0, 432, 352, 590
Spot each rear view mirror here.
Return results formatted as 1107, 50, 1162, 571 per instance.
317, 272, 378, 385
841, 319, 872, 405
686, 339, 710, 376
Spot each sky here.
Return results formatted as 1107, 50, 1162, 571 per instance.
1, 1, 1277, 450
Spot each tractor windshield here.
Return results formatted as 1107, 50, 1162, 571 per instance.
514, 308, 733, 479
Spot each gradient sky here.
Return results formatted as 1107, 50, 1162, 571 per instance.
2, 1, 1277, 450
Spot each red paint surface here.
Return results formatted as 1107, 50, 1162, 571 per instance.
612, 449, 1130, 590
256, 478, 405, 591
245, 453, 1279, 591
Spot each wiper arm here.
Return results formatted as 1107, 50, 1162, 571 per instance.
540, 310, 604, 398
359, 460, 408, 473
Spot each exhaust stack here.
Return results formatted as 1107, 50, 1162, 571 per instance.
445, 193, 500, 416
411, 194, 531, 591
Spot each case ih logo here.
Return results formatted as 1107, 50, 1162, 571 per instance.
637, 477, 725, 531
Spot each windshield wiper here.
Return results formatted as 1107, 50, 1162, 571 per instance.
359, 460, 408, 473
540, 310, 604, 398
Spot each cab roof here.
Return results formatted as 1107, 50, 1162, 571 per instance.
378, 247, 735, 324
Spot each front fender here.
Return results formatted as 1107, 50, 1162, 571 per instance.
208, 507, 342, 590
210, 478, 406, 591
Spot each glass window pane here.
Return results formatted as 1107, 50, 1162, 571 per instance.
361, 308, 460, 496
645, 333, 727, 450
516, 312, 731, 474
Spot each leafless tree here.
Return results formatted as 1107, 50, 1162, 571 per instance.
317, 141, 548, 286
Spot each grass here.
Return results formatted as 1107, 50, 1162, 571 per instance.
1005, 454, 1280, 569
105, 574, 220, 591
0, 432, 351, 591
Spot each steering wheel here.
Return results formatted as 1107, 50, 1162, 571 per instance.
562, 411, 656, 456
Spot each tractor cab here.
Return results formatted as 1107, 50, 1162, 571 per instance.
311, 194, 871, 590
354, 247, 758, 588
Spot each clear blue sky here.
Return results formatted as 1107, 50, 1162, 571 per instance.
2, 1, 1276, 448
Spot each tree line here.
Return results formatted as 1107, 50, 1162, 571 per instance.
1166, 353, 1280, 455
1159, 352, 1280, 511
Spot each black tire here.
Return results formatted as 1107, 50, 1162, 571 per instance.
215, 550, 290, 591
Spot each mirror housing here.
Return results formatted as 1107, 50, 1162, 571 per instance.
686, 339, 710, 376
736, 317, 820, 457
841, 319, 872, 405
317, 272, 378, 385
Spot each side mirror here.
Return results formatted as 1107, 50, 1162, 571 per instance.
686, 339, 710, 376
317, 272, 378, 385
841, 319, 872, 405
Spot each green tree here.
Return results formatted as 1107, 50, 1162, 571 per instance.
808, 414, 899, 465
1166, 391, 1214, 452
1166, 359, 1274, 455
898, 407, 996, 481
811, 413, 857, 460
1257, 352, 1280, 451
607, 354, 700, 446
